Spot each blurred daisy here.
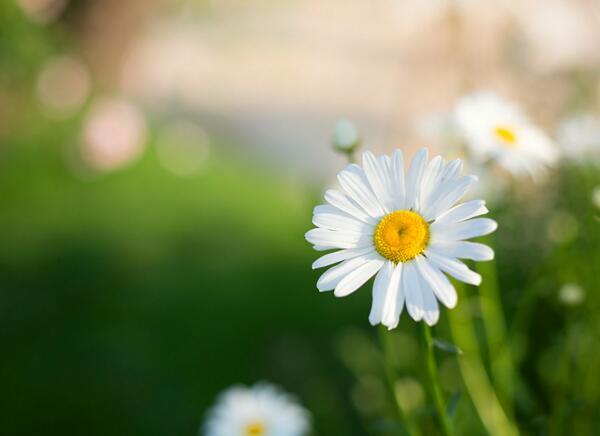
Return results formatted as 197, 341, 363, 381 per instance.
203, 383, 310, 436
306, 149, 496, 328
454, 92, 557, 180
557, 114, 600, 163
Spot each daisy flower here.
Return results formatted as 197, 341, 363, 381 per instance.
203, 383, 310, 436
454, 91, 557, 180
305, 148, 497, 329
556, 114, 600, 163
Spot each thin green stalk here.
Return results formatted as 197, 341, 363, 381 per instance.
345, 149, 357, 164
447, 281, 519, 436
476, 240, 515, 418
421, 324, 453, 436
378, 326, 421, 436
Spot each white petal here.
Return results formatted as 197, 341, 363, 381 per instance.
415, 255, 457, 308
405, 148, 428, 210
337, 165, 385, 218
403, 261, 425, 321
313, 205, 374, 233
440, 159, 462, 182
305, 228, 372, 249
362, 151, 394, 213
427, 241, 494, 261
317, 254, 376, 291
433, 200, 488, 227
312, 246, 376, 269
369, 261, 394, 325
425, 250, 482, 286
378, 154, 397, 211
417, 270, 440, 326
432, 218, 498, 241
382, 262, 404, 329
419, 155, 444, 210
390, 149, 406, 210
324, 189, 373, 224
423, 175, 477, 220
334, 257, 385, 297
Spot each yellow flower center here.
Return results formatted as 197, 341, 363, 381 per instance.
245, 422, 266, 436
373, 210, 430, 263
493, 126, 518, 147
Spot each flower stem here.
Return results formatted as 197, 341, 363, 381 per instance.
476, 242, 515, 418
421, 323, 453, 436
447, 280, 519, 436
378, 326, 421, 436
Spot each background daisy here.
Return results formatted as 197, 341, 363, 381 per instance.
203, 383, 310, 436
306, 148, 497, 328
453, 92, 557, 180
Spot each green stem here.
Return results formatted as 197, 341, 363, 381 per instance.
476, 243, 515, 418
345, 149, 357, 164
447, 281, 519, 436
421, 324, 453, 436
378, 326, 421, 436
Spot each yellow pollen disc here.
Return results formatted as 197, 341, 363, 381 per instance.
245, 422, 266, 436
494, 126, 518, 147
373, 210, 430, 263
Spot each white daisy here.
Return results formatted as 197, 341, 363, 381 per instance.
203, 383, 310, 436
556, 114, 600, 163
306, 148, 497, 329
454, 91, 557, 180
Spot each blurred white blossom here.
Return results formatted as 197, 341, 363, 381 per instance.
203, 383, 310, 436
453, 91, 557, 181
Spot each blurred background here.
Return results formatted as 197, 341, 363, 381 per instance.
1, 0, 599, 435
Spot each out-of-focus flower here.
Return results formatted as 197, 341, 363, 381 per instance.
558, 283, 585, 306
332, 119, 361, 154
81, 98, 146, 172
306, 149, 496, 329
37, 55, 91, 117
17, 0, 66, 25
454, 92, 557, 180
157, 121, 210, 176
557, 114, 600, 163
203, 383, 311, 436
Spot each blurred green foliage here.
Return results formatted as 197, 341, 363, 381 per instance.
0, 108, 382, 434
